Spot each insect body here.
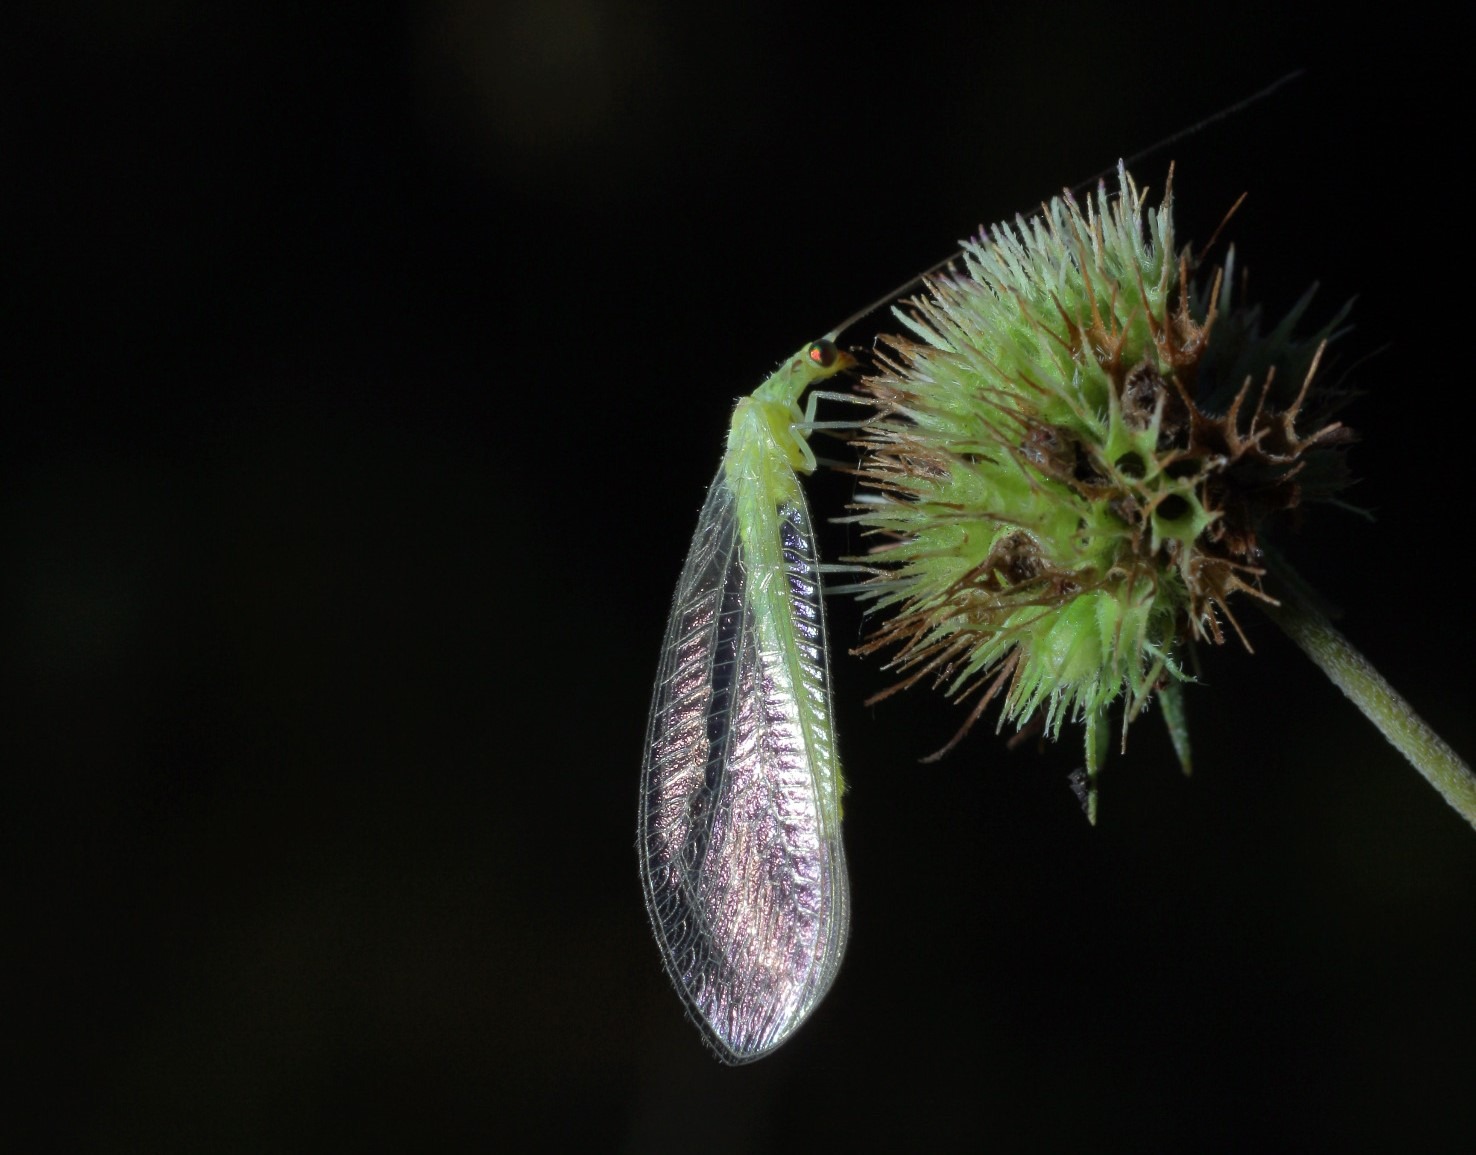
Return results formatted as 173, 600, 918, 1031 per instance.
639, 338, 854, 1063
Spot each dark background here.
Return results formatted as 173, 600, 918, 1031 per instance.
10, 3, 1475, 1150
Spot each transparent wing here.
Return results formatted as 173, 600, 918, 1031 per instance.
639, 466, 850, 1063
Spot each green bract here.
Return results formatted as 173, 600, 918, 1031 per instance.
850, 165, 1350, 814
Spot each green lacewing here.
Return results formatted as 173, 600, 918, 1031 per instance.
638, 336, 855, 1062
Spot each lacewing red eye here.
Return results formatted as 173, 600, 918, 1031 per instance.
808, 339, 839, 368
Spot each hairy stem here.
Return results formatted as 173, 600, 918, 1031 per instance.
1258, 558, 1476, 831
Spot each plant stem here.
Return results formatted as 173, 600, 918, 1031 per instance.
1258, 558, 1476, 831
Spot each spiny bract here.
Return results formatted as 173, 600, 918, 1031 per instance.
849, 164, 1351, 813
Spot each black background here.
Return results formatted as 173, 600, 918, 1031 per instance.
10, 3, 1475, 1150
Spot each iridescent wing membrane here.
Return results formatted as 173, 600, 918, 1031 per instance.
639, 459, 850, 1063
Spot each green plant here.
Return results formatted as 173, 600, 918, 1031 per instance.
846, 165, 1475, 828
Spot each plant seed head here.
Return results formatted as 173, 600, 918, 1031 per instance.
849, 165, 1353, 783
